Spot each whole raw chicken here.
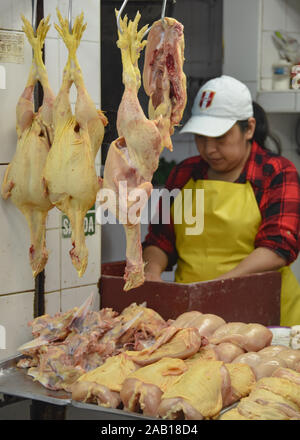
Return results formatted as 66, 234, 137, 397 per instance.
100, 11, 186, 291
1, 16, 55, 277
43, 10, 107, 277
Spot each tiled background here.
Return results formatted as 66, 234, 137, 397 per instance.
0, 0, 101, 361
1, 0, 300, 363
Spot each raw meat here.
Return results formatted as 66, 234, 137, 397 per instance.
1, 16, 55, 277
17, 296, 168, 391
209, 322, 273, 352
171, 311, 225, 338
233, 345, 300, 379
220, 368, 300, 420
143, 17, 187, 150
71, 354, 138, 408
157, 360, 231, 420
43, 10, 107, 277
124, 327, 202, 366
100, 12, 186, 291
120, 357, 188, 417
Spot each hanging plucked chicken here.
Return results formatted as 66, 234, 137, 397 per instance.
99, 10, 186, 291
1, 15, 55, 277
43, 10, 107, 277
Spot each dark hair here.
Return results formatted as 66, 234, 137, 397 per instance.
237, 101, 281, 154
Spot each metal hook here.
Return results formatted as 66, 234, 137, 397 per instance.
116, 0, 129, 34
117, 0, 167, 37
32, 0, 37, 32
68, 0, 73, 33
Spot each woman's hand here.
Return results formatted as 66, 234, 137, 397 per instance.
144, 271, 163, 282
143, 245, 168, 283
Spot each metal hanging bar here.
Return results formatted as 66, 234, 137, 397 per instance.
161, 0, 167, 21
68, 0, 73, 32
32, 0, 37, 32
117, 0, 167, 37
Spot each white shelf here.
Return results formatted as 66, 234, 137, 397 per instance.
257, 90, 300, 113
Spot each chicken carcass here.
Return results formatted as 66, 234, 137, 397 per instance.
209, 322, 273, 352
233, 345, 300, 380
220, 368, 300, 420
1, 16, 55, 277
43, 10, 107, 277
71, 354, 138, 408
158, 360, 255, 420
143, 17, 187, 151
171, 311, 226, 338
157, 360, 238, 420
100, 12, 186, 291
125, 327, 203, 366
120, 357, 188, 417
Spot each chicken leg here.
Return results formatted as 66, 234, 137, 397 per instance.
43, 10, 107, 277
1, 15, 55, 277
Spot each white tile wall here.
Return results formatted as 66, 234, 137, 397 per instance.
0, 0, 31, 31
44, 290, 61, 315
61, 285, 100, 312
262, 0, 286, 30
45, 229, 61, 293
0, 291, 34, 361
260, 0, 300, 89
223, 0, 261, 85
61, 224, 101, 289
44, 0, 100, 42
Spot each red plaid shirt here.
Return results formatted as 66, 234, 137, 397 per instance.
143, 141, 300, 269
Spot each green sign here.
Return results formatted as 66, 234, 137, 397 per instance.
62, 205, 96, 238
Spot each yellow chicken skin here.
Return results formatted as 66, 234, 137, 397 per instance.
43, 10, 107, 277
1, 16, 55, 277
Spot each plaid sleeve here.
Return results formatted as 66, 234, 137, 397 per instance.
254, 159, 300, 264
143, 156, 202, 270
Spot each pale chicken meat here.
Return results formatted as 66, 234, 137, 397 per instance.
100, 12, 186, 291
157, 360, 254, 420
233, 345, 300, 380
71, 354, 138, 408
124, 327, 203, 366
1, 16, 55, 277
209, 322, 273, 352
157, 360, 255, 420
100, 12, 160, 291
171, 311, 225, 338
220, 368, 300, 420
43, 10, 107, 277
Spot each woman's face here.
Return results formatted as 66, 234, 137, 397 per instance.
195, 118, 256, 173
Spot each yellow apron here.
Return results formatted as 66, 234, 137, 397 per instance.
171, 178, 300, 326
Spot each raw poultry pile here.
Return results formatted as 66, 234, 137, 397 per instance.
17, 294, 300, 419
99, 11, 187, 291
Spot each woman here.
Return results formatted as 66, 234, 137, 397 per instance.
142, 75, 300, 326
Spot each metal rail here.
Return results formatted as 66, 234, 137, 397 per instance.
116, 0, 167, 37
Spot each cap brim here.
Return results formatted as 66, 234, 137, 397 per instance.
180, 115, 236, 137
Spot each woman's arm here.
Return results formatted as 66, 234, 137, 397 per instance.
143, 245, 169, 281
216, 247, 286, 280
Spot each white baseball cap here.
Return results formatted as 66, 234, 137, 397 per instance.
180, 75, 253, 137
